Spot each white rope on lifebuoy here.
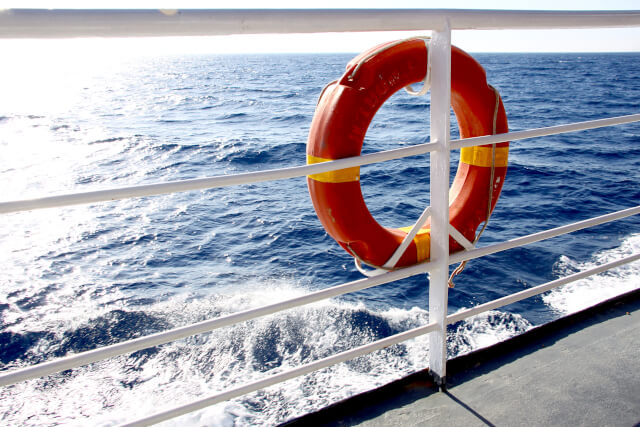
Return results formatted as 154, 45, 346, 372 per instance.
447, 86, 502, 287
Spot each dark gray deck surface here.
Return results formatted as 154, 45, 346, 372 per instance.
285, 289, 640, 426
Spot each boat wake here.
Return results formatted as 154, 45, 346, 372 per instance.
544, 233, 640, 314
0, 280, 532, 426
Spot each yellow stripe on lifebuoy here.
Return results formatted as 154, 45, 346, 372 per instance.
397, 227, 431, 262
460, 146, 509, 167
307, 155, 360, 183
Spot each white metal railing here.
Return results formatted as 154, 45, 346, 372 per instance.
1, 204, 638, 389
2, 9, 640, 38
1, 8, 640, 427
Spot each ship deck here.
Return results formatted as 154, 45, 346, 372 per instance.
286, 288, 640, 426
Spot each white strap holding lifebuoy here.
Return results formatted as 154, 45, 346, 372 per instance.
354, 207, 477, 277
383, 206, 432, 269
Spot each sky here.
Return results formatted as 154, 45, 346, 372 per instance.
1, 1, 639, 54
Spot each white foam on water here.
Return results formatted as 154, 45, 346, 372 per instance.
0, 279, 535, 426
543, 233, 640, 315
448, 310, 532, 356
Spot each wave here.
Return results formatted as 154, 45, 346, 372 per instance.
389, 102, 426, 111
543, 233, 640, 315
223, 143, 305, 167
0, 281, 532, 426
216, 112, 248, 121
271, 113, 306, 123
156, 119, 193, 124
88, 136, 128, 145
49, 124, 72, 131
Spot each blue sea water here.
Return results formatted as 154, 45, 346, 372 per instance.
0, 50, 639, 425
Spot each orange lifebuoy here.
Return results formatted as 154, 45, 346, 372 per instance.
307, 39, 509, 269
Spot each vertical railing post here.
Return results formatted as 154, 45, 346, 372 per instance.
428, 19, 452, 387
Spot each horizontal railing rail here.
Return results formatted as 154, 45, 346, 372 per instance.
1, 114, 639, 215
1, 9, 640, 38
2, 8, 639, 427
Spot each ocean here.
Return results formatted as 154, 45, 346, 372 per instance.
1, 50, 639, 425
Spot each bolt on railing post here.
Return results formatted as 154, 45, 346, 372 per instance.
428, 19, 452, 387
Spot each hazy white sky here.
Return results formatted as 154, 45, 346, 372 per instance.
1, 1, 639, 53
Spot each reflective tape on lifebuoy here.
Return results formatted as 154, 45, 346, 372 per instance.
307, 39, 509, 269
